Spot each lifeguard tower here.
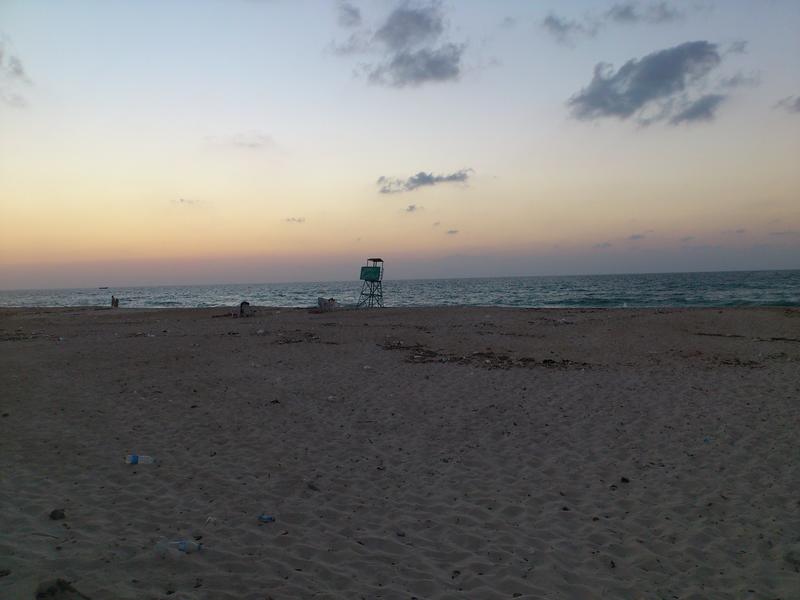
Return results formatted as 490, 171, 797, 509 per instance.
357, 258, 384, 308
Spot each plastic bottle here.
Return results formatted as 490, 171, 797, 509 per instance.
258, 514, 275, 523
125, 455, 155, 465
156, 539, 204, 555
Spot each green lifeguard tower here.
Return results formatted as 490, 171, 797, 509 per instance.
357, 258, 384, 308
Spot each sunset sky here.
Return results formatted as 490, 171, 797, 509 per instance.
1, 0, 798, 289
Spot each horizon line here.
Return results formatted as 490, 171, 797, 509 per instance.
1, 267, 798, 293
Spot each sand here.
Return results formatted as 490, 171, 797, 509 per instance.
1, 306, 799, 599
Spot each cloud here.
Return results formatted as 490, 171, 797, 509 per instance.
330, 31, 372, 55
337, 1, 361, 28
718, 71, 760, 89
285, 217, 306, 224
606, 1, 683, 24
0, 41, 29, 83
1, 91, 26, 108
669, 93, 726, 125
775, 95, 800, 114
682, 243, 720, 251
446, 229, 459, 235
594, 242, 613, 249
0, 37, 31, 107
770, 230, 800, 236
432, 221, 441, 227
6, 55, 27, 79
605, 2, 643, 23
541, 14, 596, 45
404, 204, 421, 212
374, 4, 443, 51
726, 40, 748, 55
367, 43, 463, 87
332, 2, 465, 87
568, 41, 730, 126
206, 132, 276, 149
681, 235, 695, 242
628, 233, 646, 240
377, 168, 472, 193
543, 2, 687, 44
499, 16, 516, 29
173, 198, 199, 206
721, 228, 746, 234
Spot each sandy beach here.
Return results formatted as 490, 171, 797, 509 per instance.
1, 306, 798, 599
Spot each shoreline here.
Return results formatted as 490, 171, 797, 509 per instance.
2, 270, 798, 312
2, 304, 799, 312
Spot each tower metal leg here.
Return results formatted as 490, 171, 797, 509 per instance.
358, 280, 384, 308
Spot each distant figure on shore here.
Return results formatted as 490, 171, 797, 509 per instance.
111, 295, 119, 308
239, 301, 250, 317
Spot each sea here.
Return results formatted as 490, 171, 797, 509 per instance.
1, 270, 798, 309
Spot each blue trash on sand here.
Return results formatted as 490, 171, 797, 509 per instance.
125, 455, 155, 464
155, 539, 204, 555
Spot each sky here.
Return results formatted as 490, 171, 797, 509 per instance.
0, 0, 798, 289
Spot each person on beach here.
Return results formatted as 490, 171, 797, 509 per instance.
111, 295, 118, 308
